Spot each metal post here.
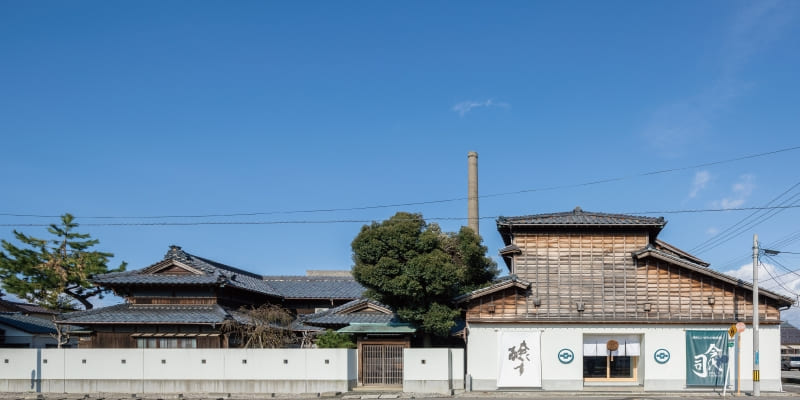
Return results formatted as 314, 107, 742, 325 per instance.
753, 234, 760, 396
737, 331, 741, 396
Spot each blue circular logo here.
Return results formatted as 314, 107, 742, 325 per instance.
654, 348, 670, 364
558, 348, 575, 364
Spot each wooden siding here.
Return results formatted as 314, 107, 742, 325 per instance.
81, 325, 225, 348
466, 230, 783, 323
156, 265, 196, 275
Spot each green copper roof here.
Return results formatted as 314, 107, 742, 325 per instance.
337, 322, 416, 334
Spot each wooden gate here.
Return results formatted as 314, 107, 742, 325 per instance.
361, 344, 404, 386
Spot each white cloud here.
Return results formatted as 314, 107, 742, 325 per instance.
721, 261, 800, 326
706, 227, 720, 235
452, 99, 510, 117
713, 174, 755, 209
690, 170, 711, 198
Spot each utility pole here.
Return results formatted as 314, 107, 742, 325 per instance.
753, 233, 760, 396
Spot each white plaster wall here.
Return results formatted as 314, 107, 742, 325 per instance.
450, 348, 464, 386
404, 348, 450, 381
66, 349, 145, 380
403, 348, 463, 394
466, 323, 783, 392
0, 348, 354, 394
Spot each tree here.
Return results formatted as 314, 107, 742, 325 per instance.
0, 213, 126, 311
221, 304, 296, 348
351, 212, 497, 340
315, 329, 356, 349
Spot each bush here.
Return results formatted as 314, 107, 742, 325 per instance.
315, 329, 356, 348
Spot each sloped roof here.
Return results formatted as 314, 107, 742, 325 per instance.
0, 299, 57, 315
338, 322, 416, 334
301, 298, 396, 328
56, 303, 232, 325
92, 246, 366, 301
782, 322, 800, 345
0, 312, 58, 334
633, 245, 793, 306
92, 246, 281, 297
263, 276, 365, 299
453, 275, 531, 304
498, 207, 665, 227
497, 207, 666, 244
654, 239, 709, 267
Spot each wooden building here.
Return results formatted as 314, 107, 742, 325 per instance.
457, 207, 792, 392
56, 245, 365, 348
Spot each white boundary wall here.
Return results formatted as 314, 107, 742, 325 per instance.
0, 348, 357, 394
467, 323, 781, 392
403, 348, 464, 394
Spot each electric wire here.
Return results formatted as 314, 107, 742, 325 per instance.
715, 229, 800, 272
2, 145, 799, 220
759, 260, 800, 297
3, 204, 800, 227
690, 180, 800, 255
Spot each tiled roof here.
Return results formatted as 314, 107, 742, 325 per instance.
57, 303, 232, 324
93, 272, 221, 285
633, 246, 793, 306
308, 313, 396, 326
262, 276, 365, 299
0, 299, 57, 315
338, 322, 416, 334
497, 207, 665, 227
301, 298, 396, 327
91, 246, 281, 297
0, 312, 58, 334
453, 275, 531, 304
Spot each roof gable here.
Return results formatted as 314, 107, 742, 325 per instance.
142, 259, 204, 275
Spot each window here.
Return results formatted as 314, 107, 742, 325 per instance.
136, 337, 196, 348
583, 335, 640, 382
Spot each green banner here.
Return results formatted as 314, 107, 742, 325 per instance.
686, 330, 728, 386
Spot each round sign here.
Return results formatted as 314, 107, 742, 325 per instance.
654, 348, 671, 364
737, 322, 746, 332
558, 348, 575, 364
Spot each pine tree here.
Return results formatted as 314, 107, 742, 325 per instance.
0, 213, 126, 311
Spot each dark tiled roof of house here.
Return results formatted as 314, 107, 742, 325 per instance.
92, 246, 281, 297
57, 303, 232, 324
0, 299, 57, 315
93, 273, 221, 285
453, 275, 531, 304
782, 322, 800, 345
262, 276, 365, 299
0, 312, 58, 334
497, 207, 665, 227
302, 298, 396, 327
633, 245, 793, 306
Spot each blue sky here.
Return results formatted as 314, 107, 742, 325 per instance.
1, 1, 800, 321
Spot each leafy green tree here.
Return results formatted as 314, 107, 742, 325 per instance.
0, 213, 126, 311
351, 212, 497, 339
315, 329, 356, 349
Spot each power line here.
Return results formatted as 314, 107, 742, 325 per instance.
2, 145, 799, 220
2, 204, 800, 228
759, 260, 799, 297
689, 180, 800, 255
